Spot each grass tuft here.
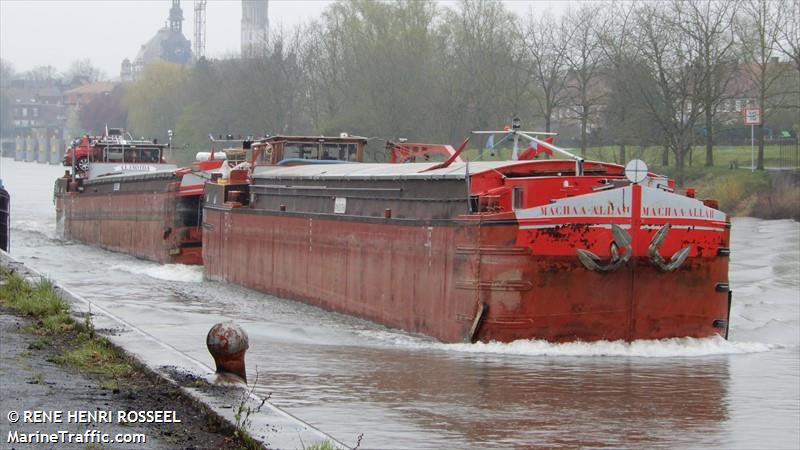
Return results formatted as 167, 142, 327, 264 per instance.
304, 442, 337, 450
0, 270, 133, 379
0, 273, 70, 320
54, 336, 135, 378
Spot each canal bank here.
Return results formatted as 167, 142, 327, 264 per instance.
0, 251, 343, 450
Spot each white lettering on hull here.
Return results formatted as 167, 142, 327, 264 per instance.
516, 185, 727, 223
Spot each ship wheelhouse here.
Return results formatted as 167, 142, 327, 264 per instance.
250, 135, 368, 166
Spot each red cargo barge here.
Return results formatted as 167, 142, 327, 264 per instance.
54, 133, 228, 264
202, 130, 731, 343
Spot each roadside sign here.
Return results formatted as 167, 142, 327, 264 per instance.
744, 107, 761, 172
744, 108, 762, 125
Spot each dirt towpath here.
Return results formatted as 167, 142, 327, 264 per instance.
0, 309, 242, 450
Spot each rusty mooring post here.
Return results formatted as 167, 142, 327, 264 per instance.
207, 321, 249, 383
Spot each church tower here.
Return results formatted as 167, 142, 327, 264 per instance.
168, 0, 183, 33
241, 0, 269, 58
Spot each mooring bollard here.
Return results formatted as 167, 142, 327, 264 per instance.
206, 321, 249, 383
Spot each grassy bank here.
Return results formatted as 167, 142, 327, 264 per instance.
581, 144, 799, 170
0, 268, 262, 449
0, 270, 135, 382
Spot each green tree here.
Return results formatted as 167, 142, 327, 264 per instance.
0, 59, 15, 138
124, 63, 188, 142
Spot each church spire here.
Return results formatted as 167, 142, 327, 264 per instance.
168, 0, 183, 33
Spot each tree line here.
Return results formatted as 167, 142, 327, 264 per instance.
2, 0, 798, 178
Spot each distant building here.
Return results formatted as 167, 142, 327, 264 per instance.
4, 79, 66, 139
241, 0, 269, 58
122, 0, 192, 80
63, 82, 115, 108
120, 58, 133, 82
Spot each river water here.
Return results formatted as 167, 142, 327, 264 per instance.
2, 158, 798, 449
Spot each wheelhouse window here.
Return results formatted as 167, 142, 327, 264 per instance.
140, 147, 161, 162
283, 142, 319, 159
321, 143, 357, 161
109, 146, 161, 163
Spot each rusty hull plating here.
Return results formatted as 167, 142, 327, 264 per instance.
54, 166, 215, 265
201, 159, 732, 343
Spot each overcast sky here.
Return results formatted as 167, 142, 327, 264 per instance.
0, 0, 572, 79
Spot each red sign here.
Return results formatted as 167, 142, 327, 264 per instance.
744, 108, 762, 125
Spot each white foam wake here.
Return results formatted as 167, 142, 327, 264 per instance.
111, 263, 204, 283
357, 331, 776, 357
431, 335, 774, 357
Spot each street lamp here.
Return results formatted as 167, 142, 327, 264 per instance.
167, 129, 174, 161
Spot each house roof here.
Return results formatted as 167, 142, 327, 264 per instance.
63, 82, 116, 96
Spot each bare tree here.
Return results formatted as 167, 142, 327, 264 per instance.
442, 0, 527, 140
300, 18, 347, 133
633, 3, 704, 182
0, 59, 15, 87
564, 4, 608, 156
522, 10, 571, 133
80, 85, 127, 134
64, 58, 106, 84
671, 0, 738, 167
775, 0, 800, 75
736, 0, 790, 170
25, 65, 58, 82
598, 2, 643, 163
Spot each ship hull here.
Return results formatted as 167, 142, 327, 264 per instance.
55, 176, 203, 265
202, 206, 731, 343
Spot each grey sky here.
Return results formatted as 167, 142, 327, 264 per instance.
0, 0, 572, 79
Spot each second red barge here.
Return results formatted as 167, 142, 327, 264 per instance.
54, 132, 228, 264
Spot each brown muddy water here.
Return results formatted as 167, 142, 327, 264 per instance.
2, 158, 798, 449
